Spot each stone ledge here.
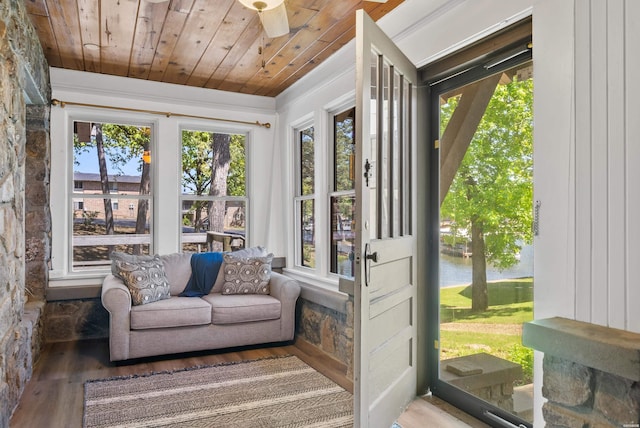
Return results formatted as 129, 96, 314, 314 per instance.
523, 317, 640, 381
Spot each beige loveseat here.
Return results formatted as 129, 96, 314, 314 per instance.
101, 251, 300, 362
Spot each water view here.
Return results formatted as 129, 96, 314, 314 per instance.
440, 244, 533, 287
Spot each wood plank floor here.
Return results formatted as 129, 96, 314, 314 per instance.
10, 338, 485, 427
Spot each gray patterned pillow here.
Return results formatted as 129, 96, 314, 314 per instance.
221, 253, 273, 295
111, 253, 171, 305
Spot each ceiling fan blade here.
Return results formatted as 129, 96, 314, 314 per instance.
260, 3, 289, 38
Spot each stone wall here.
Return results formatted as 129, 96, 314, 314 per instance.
0, 0, 50, 426
44, 299, 109, 342
542, 355, 640, 428
25, 105, 51, 301
523, 317, 640, 428
296, 297, 354, 378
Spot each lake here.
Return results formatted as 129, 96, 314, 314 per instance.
439, 244, 533, 287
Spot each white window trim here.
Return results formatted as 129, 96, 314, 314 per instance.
286, 98, 356, 290
50, 110, 255, 286
50, 107, 159, 282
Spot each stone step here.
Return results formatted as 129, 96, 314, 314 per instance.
513, 383, 533, 422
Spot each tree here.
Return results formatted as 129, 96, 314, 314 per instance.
182, 131, 215, 231
94, 125, 115, 243
440, 76, 533, 312
208, 133, 231, 237
102, 124, 152, 254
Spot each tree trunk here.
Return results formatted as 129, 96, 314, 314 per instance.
133, 140, 151, 255
208, 133, 231, 251
471, 219, 488, 312
95, 124, 115, 254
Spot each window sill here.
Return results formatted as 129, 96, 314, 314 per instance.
47, 272, 106, 300
283, 268, 350, 314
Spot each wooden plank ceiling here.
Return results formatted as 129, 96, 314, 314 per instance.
24, 0, 404, 97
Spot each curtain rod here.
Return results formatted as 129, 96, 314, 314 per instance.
50, 99, 271, 129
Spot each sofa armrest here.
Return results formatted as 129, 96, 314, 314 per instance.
269, 272, 300, 341
269, 271, 301, 302
101, 274, 132, 361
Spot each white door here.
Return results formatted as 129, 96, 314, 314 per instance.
354, 10, 418, 428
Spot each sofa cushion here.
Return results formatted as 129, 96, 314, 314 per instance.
111, 253, 171, 306
202, 293, 281, 325
159, 252, 193, 295
130, 296, 212, 329
211, 246, 267, 293
221, 253, 273, 295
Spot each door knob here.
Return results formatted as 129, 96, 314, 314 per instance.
366, 251, 378, 263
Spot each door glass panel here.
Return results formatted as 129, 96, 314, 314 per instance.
368, 49, 379, 240
380, 60, 391, 238
438, 60, 534, 424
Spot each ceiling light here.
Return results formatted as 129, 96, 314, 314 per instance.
237, 0, 284, 11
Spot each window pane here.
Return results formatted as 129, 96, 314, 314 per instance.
72, 198, 151, 270
73, 121, 152, 193
330, 195, 355, 276
181, 129, 247, 253
181, 130, 246, 197
300, 199, 315, 268
334, 108, 356, 192
300, 127, 314, 196
72, 121, 152, 271
181, 199, 246, 253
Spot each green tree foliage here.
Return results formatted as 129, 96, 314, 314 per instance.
181, 131, 245, 197
227, 134, 246, 197
440, 75, 533, 312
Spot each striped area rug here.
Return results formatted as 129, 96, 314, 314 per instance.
83, 355, 353, 427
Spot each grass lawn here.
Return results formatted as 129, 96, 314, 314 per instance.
440, 278, 534, 383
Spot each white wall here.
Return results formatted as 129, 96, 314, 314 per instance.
573, 0, 640, 332
533, 0, 640, 331
49, 68, 281, 283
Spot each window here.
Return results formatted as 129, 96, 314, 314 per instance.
330, 108, 356, 277
290, 107, 356, 283
71, 120, 153, 272
180, 129, 247, 253
294, 125, 315, 268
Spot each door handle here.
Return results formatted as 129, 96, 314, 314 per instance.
364, 244, 378, 287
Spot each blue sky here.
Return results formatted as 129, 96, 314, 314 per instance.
74, 146, 142, 177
